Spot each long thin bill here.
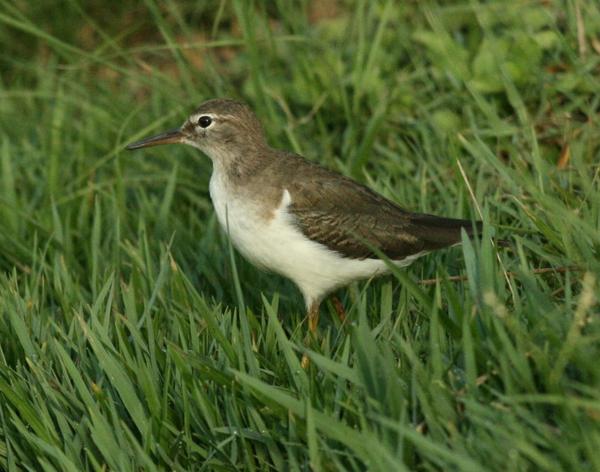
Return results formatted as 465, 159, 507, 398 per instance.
126, 128, 183, 150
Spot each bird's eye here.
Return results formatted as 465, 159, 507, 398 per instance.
198, 116, 212, 128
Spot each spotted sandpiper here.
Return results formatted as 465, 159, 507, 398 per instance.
127, 98, 482, 332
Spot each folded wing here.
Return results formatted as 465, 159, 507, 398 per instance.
285, 159, 481, 260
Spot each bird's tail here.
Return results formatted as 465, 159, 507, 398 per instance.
409, 214, 507, 248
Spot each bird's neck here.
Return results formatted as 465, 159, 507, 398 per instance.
208, 143, 272, 186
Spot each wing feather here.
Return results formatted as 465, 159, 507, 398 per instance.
277, 154, 481, 260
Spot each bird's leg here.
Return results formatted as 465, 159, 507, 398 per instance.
308, 300, 320, 334
302, 301, 320, 369
331, 295, 346, 323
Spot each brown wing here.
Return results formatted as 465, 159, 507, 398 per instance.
281, 154, 481, 260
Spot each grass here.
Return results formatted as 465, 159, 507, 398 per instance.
0, 0, 599, 470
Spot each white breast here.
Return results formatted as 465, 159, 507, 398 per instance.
209, 173, 422, 308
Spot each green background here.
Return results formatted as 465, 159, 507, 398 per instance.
1, 1, 599, 470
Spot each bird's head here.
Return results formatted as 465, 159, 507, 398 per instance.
126, 98, 267, 162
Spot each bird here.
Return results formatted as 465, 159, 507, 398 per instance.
126, 98, 483, 333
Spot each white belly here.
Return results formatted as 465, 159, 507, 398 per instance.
209, 175, 420, 307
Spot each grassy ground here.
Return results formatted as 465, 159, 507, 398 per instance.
1, 0, 599, 470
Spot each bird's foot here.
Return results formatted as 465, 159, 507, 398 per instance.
331, 295, 346, 324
